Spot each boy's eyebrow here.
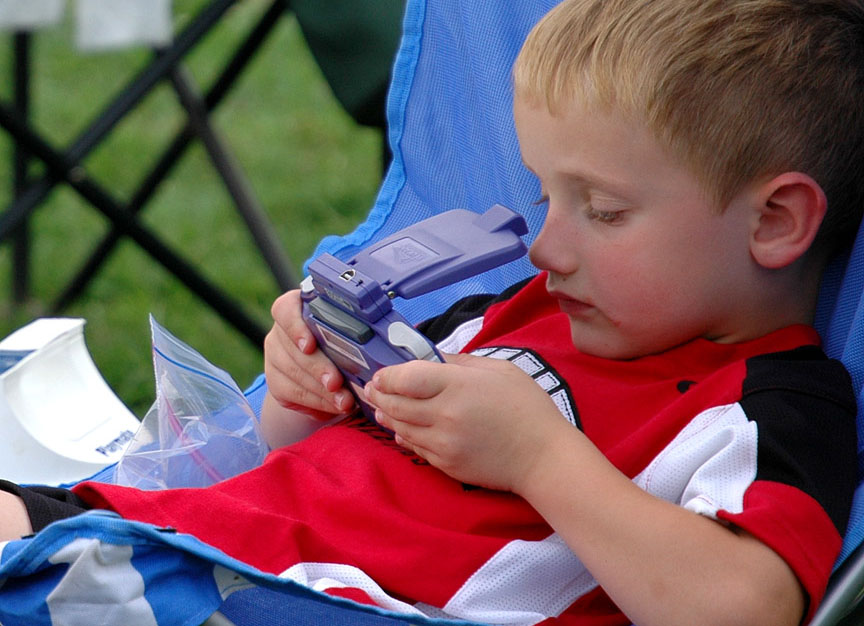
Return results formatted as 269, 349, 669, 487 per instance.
521, 160, 638, 201
581, 175, 639, 202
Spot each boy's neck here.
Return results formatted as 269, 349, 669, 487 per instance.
713, 261, 822, 344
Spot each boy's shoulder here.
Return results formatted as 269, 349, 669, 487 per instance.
417, 275, 541, 343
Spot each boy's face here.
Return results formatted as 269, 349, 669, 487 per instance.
514, 97, 759, 359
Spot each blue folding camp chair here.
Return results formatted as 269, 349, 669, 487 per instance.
810, 242, 864, 625
2, 0, 864, 624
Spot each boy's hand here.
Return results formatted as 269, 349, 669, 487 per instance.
264, 289, 356, 420
365, 353, 568, 492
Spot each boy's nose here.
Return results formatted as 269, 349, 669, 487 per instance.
529, 215, 578, 275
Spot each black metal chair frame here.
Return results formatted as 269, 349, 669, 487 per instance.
1, 0, 298, 348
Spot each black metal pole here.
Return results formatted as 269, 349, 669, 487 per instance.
0, 0, 239, 242
12, 32, 31, 303
52, 0, 291, 311
0, 101, 268, 347
169, 65, 297, 289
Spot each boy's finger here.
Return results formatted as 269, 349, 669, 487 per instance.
281, 401, 347, 422
266, 319, 349, 390
271, 290, 317, 354
370, 360, 447, 399
265, 338, 353, 413
267, 366, 339, 413
374, 400, 433, 429
393, 430, 435, 462
367, 387, 435, 428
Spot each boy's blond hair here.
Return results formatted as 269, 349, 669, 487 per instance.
513, 0, 864, 256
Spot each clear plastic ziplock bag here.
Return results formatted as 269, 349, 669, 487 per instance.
113, 316, 269, 489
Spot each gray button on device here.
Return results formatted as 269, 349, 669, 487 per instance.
387, 322, 442, 362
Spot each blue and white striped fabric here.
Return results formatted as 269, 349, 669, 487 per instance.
0, 510, 482, 626
0, 512, 233, 626
3, 0, 864, 623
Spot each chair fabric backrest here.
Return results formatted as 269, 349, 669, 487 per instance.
815, 234, 864, 564
309, 0, 559, 324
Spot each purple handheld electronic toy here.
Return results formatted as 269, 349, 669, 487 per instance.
300, 204, 529, 420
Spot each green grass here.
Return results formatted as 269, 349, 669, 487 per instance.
0, 0, 382, 415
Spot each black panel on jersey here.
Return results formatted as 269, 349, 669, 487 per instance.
740, 346, 858, 534
417, 277, 534, 344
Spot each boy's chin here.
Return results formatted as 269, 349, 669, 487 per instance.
568, 323, 663, 361
570, 330, 633, 360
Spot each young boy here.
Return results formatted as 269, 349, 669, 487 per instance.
2, 0, 864, 624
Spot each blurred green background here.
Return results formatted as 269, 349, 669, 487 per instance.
0, 0, 385, 415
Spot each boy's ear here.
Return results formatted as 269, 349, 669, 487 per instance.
749, 172, 827, 269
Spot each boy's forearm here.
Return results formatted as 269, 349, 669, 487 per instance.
514, 425, 804, 626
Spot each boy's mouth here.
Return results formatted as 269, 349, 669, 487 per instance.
557, 298, 594, 317
547, 289, 595, 317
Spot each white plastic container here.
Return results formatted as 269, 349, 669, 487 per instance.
0, 318, 140, 486
0, 0, 65, 31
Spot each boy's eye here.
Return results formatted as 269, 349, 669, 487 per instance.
587, 208, 624, 224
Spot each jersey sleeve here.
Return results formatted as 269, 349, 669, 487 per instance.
722, 348, 857, 621
632, 346, 857, 622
